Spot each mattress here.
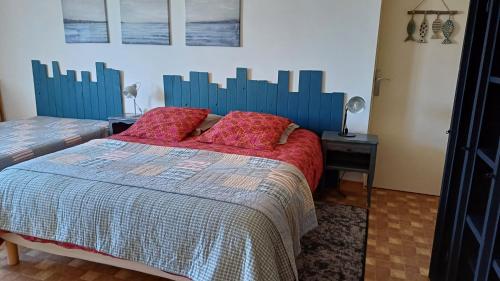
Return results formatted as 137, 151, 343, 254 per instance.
0, 129, 322, 280
0, 116, 108, 170
0, 137, 318, 281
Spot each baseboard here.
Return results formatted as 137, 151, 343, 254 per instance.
340, 173, 440, 196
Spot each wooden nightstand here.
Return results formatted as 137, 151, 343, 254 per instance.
108, 115, 141, 135
321, 131, 378, 207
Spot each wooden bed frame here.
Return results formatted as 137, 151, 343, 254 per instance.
2, 233, 189, 281
2, 67, 345, 279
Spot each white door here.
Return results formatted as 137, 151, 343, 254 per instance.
369, 0, 470, 195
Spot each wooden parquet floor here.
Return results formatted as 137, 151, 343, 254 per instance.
317, 181, 439, 281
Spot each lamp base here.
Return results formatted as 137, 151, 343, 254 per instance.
338, 132, 356, 138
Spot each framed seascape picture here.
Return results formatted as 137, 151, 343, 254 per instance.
61, 0, 110, 43
186, 0, 241, 47
120, 0, 171, 45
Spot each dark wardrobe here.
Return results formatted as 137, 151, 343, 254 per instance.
429, 0, 500, 280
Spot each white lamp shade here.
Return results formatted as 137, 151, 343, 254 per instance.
122, 84, 138, 99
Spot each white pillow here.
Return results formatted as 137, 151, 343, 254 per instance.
278, 123, 300, 144
192, 114, 223, 136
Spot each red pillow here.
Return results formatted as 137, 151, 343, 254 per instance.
197, 111, 291, 150
120, 107, 209, 142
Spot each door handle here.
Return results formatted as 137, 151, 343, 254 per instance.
374, 77, 390, 96
373, 69, 390, 97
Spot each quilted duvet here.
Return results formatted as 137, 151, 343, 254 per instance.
0, 139, 317, 281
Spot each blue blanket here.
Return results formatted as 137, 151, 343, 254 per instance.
0, 116, 108, 170
0, 139, 317, 281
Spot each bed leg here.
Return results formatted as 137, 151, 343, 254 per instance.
5, 241, 19, 265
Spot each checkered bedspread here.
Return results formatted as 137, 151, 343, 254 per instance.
0, 116, 108, 170
0, 139, 317, 281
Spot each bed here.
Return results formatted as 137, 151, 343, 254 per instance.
0, 68, 345, 281
0, 116, 109, 170
0, 60, 123, 171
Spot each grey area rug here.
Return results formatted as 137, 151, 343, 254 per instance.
296, 202, 368, 281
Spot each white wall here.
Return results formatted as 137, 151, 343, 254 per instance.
0, 0, 382, 134
369, 0, 470, 195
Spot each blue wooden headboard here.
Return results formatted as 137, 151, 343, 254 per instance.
163, 68, 345, 133
31, 60, 123, 120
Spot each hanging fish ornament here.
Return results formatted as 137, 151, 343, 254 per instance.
405, 14, 417, 42
431, 14, 443, 39
418, 13, 429, 43
442, 17, 455, 44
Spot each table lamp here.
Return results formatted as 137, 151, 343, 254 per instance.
339, 96, 366, 137
122, 83, 142, 116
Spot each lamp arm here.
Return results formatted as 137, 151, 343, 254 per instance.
342, 107, 348, 135
133, 98, 143, 115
